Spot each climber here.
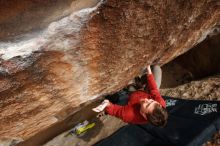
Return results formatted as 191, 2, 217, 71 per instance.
93, 65, 168, 127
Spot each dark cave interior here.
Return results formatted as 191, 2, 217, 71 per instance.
161, 30, 220, 88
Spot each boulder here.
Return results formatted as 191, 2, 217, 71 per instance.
0, 0, 219, 144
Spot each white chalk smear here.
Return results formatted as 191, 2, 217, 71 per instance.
0, 1, 103, 60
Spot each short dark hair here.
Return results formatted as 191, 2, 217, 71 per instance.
147, 104, 168, 127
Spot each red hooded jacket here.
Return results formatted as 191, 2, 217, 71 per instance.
105, 74, 166, 124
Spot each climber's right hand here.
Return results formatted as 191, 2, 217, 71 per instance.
92, 100, 110, 113
146, 65, 152, 74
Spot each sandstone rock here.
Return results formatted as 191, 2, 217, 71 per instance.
0, 0, 219, 145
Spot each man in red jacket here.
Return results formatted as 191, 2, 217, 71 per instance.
93, 65, 168, 127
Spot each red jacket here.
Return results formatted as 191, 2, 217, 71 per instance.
105, 74, 166, 124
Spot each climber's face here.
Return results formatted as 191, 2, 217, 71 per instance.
139, 98, 159, 120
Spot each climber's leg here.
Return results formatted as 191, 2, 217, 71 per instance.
152, 65, 162, 89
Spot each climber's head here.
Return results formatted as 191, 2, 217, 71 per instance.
140, 98, 168, 127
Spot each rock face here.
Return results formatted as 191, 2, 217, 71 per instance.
0, 0, 219, 144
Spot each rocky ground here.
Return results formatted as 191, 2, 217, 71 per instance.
161, 75, 220, 101
43, 75, 220, 146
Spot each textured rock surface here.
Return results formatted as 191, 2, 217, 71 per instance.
0, 0, 100, 41
0, 0, 220, 144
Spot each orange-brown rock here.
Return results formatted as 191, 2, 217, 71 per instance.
0, 0, 219, 145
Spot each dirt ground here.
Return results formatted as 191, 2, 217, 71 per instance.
43, 74, 220, 146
